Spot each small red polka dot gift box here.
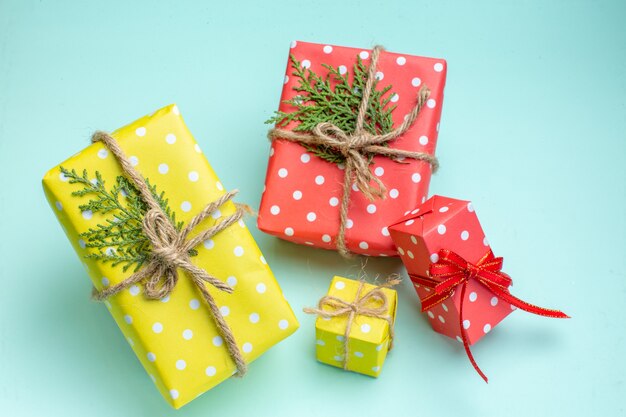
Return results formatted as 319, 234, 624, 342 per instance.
388, 195, 568, 381
259, 41, 446, 256
304, 276, 398, 377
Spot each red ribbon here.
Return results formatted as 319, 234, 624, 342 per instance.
410, 249, 569, 382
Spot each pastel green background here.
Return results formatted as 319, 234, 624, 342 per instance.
0, 0, 624, 416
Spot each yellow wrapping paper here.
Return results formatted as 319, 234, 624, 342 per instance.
42, 104, 299, 408
314, 276, 397, 377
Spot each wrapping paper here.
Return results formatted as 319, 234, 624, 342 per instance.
42, 104, 299, 408
388, 196, 513, 345
259, 40, 447, 256
313, 276, 397, 377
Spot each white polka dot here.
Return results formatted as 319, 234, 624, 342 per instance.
410, 235, 418, 245
419, 135, 429, 145
212, 336, 223, 346
227, 276, 237, 287
135, 127, 146, 137
248, 313, 260, 324
269, 205, 280, 215
456, 336, 463, 343
463, 320, 471, 329
256, 283, 267, 293
152, 322, 163, 333
160, 295, 170, 303
437, 224, 446, 234
407, 250, 414, 259
483, 324, 492, 333
346, 219, 354, 229
216, 181, 224, 191
366, 204, 376, 214
469, 292, 478, 302
396, 56, 406, 65
511, 305, 518, 311
260, 255, 267, 264
430, 253, 439, 263
411, 77, 422, 87
389, 189, 399, 198
169, 389, 179, 400
360, 324, 371, 333
306, 212, 316, 222
411, 173, 421, 183
381, 227, 389, 236
316, 339, 325, 346
205, 366, 216, 376
278, 319, 289, 330
176, 359, 186, 370
165, 133, 176, 144
483, 237, 490, 246
439, 206, 449, 213
376, 344, 384, 351
82, 210, 93, 220
158, 163, 169, 174
329, 197, 339, 207
172, 105, 180, 115
375, 71, 384, 80
78, 239, 86, 249
427, 98, 436, 108
129, 285, 140, 296
211, 209, 221, 219
124, 315, 132, 324
301, 59, 311, 69
314, 175, 325, 185
147, 352, 156, 362
59, 172, 69, 182
290, 40, 297, 48
333, 355, 343, 362
374, 167, 384, 176
338, 65, 347, 75
188, 171, 199, 182
359, 242, 369, 250
194, 143, 202, 153
405, 219, 415, 226
242, 342, 253, 353
372, 366, 380, 372
323, 45, 333, 54
278, 168, 288, 178
390, 93, 399, 103
182, 329, 193, 340
359, 51, 369, 59
181, 201, 192, 212
434, 62, 444, 72
203, 239, 214, 250
411, 208, 420, 214
427, 311, 435, 319
322, 234, 331, 243
354, 351, 364, 358
461, 230, 470, 240
97, 148, 108, 159
300, 153, 311, 163
398, 247, 405, 255
101, 277, 109, 287
233, 246, 244, 257
442, 303, 449, 312
284, 227, 294, 236
189, 299, 200, 310
129, 156, 139, 167
438, 315, 445, 323
292, 190, 302, 200
490, 297, 499, 306
467, 203, 475, 212
220, 306, 230, 316
54, 201, 63, 211
351, 183, 359, 192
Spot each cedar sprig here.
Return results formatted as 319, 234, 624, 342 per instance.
60, 167, 196, 273
266, 53, 397, 164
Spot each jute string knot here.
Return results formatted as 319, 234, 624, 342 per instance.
89, 131, 248, 376
304, 278, 400, 370
268, 46, 439, 257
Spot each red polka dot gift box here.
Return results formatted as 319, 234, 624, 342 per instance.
259, 41, 447, 256
388, 195, 568, 381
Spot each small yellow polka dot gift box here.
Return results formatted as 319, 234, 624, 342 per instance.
306, 276, 398, 377
41, 104, 299, 409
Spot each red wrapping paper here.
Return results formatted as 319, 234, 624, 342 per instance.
388, 195, 514, 345
258, 41, 447, 256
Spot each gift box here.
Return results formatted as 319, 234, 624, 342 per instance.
306, 276, 397, 377
259, 41, 447, 256
42, 104, 299, 408
388, 195, 568, 381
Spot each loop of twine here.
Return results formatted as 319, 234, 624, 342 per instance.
303, 278, 399, 370
90, 131, 247, 376
268, 46, 439, 257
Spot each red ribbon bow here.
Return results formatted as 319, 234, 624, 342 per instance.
411, 249, 569, 382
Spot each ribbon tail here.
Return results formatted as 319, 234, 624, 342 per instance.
482, 282, 569, 319
459, 282, 488, 383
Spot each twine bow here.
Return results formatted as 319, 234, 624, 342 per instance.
304, 278, 399, 370
90, 131, 248, 376
268, 46, 439, 257
411, 249, 569, 382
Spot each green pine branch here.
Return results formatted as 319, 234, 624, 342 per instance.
60, 167, 196, 273
266, 53, 397, 164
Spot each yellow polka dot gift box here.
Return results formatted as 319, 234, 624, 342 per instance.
42, 104, 299, 409
306, 276, 397, 377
